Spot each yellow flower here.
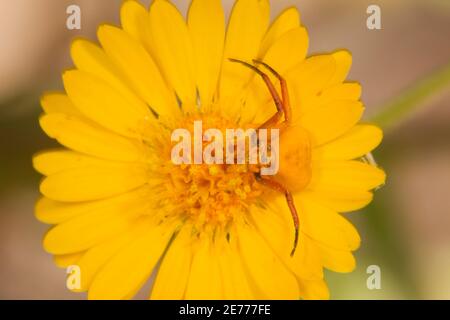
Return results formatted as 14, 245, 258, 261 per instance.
33, 0, 385, 300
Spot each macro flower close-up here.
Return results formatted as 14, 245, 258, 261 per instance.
31, 0, 387, 300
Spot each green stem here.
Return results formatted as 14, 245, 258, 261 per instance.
371, 61, 450, 128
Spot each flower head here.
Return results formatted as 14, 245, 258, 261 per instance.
34, 0, 385, 300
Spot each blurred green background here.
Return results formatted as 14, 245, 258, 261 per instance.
1, 0, 450, 299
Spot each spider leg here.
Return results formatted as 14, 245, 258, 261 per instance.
256, 176, 300, 257
253, 59, 292, 125
229, 59, 285, 129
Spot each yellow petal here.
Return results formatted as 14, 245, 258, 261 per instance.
259, 7, 300, 57
298, 278, 330, 300
217, 235, 256, 299
148, 0, 196, 109
330, 50, 352, 84
250, 204, 323, 281
35, 186, 152, 225
63, 70, 152, 138
294, 193, 361, 251
120, 0, 150, 46
302, 189, 374, 213
237, 223, 299, 299
75, 220, 150, 292
304, 82, 362, 111
43, 188, 151, 254
36, 197, 80, 225
299, 100, 364, 146
39, 114, 147, 162
313, 124, 383, 161
292, 234, 324, 280
54, 252, 84, 268
40, 161, 149, 202
70, 38, 148, 116
220, 0, 270, 103
317, 244, 356, 273
310, 160, 386, 192
97, 25, 180, 121
263, 27, 308, 74
151, 226, 192, 299
188, 0, 225, 108
34, 150, 121, 176
287, 55, 336, 117
185, 236, 223, 300
40, 92, 81, 116
88, 221, 174, 300
320, 83, 362, 102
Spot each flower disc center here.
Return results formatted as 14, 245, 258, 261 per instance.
167, 114, 263, 231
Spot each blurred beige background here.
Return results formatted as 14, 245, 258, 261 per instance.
1, 0, 450, 299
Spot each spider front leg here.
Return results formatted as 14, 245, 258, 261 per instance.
229, 59, 285, 129
229, 58, 293, 129
256, 175, 300, 257
252, 59, 292, 126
